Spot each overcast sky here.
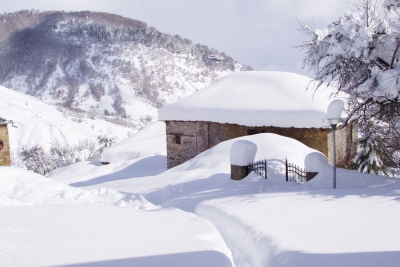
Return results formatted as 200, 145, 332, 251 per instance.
0, 0, 350, 76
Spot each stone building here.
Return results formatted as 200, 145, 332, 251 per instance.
159, 71, 357, 169
0, 117, 12, 166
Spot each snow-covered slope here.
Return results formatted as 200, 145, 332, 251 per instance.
159, 71, 334, 128
101, 121, 166, 164
0, 85, 133, 155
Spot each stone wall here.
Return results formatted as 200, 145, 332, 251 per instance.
327, 122, 358, 168
165, 121, 356, 169
0, 124, 11, 166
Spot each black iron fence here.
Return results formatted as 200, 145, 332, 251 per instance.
247, 159, 267, 179
285, 158, 318, 184
286, 158, 307, 184
247, 158, 318, 183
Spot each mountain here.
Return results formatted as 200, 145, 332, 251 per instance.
0, 10, 252, 125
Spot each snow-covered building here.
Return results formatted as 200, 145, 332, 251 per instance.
0, 117, 11, 166
159, 71, 357, 169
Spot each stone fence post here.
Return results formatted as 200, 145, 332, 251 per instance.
0, 124, 11, 166
230, 140, 257, 180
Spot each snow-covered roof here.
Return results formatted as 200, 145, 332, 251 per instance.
159, 71, 334, 128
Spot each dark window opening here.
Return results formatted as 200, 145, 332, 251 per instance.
0, 140, 3, 150
248, 129, 265, 135
175, 135, 181, 145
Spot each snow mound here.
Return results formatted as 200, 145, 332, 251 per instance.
101, 121, 166, 163
171, 133, 317, 174
304, 152, 329, 172
116, 195, 160, 210
230, 140, 257, 166
159, 71, 334, 128
0, 166, 157, 209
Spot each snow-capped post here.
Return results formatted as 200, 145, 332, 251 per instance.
327, 100, 344, 189
230, 140, 257, 180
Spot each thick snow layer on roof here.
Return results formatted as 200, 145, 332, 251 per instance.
159, 71, 334, 128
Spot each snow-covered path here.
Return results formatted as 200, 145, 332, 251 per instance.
196, 184, 400, 267
0, 205, 233, 267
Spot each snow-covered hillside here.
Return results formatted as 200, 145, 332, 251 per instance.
0, 85, 136, 157
0, 10, 252, 120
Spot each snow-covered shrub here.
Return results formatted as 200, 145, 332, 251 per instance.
75, 139, 99, 161
97, 133, 117, 154
18, 137, 110, 175
19, 145, 56, 175
56, 106, 138, 128
140, 115, 153, 125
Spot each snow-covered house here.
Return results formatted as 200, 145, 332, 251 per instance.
0, 117, 11, 166
159, 71, 357, 169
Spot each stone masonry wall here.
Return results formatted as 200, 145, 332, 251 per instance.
0, 124, 11, 166
327, 122, 358, 168
165, 121, 357, 169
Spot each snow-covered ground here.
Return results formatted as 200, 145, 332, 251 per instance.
2, 120, 399, 266
0, 167, 233, 267
1, 205, 233, 267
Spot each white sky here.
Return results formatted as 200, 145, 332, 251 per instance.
0, 0, 350, 75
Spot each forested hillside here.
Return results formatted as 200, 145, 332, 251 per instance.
0, 10, 251, 122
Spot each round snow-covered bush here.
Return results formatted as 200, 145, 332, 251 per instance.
304, 152, 329, 172
230, 140, 258, 166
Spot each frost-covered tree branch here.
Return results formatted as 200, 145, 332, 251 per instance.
299, 0, 400, 175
